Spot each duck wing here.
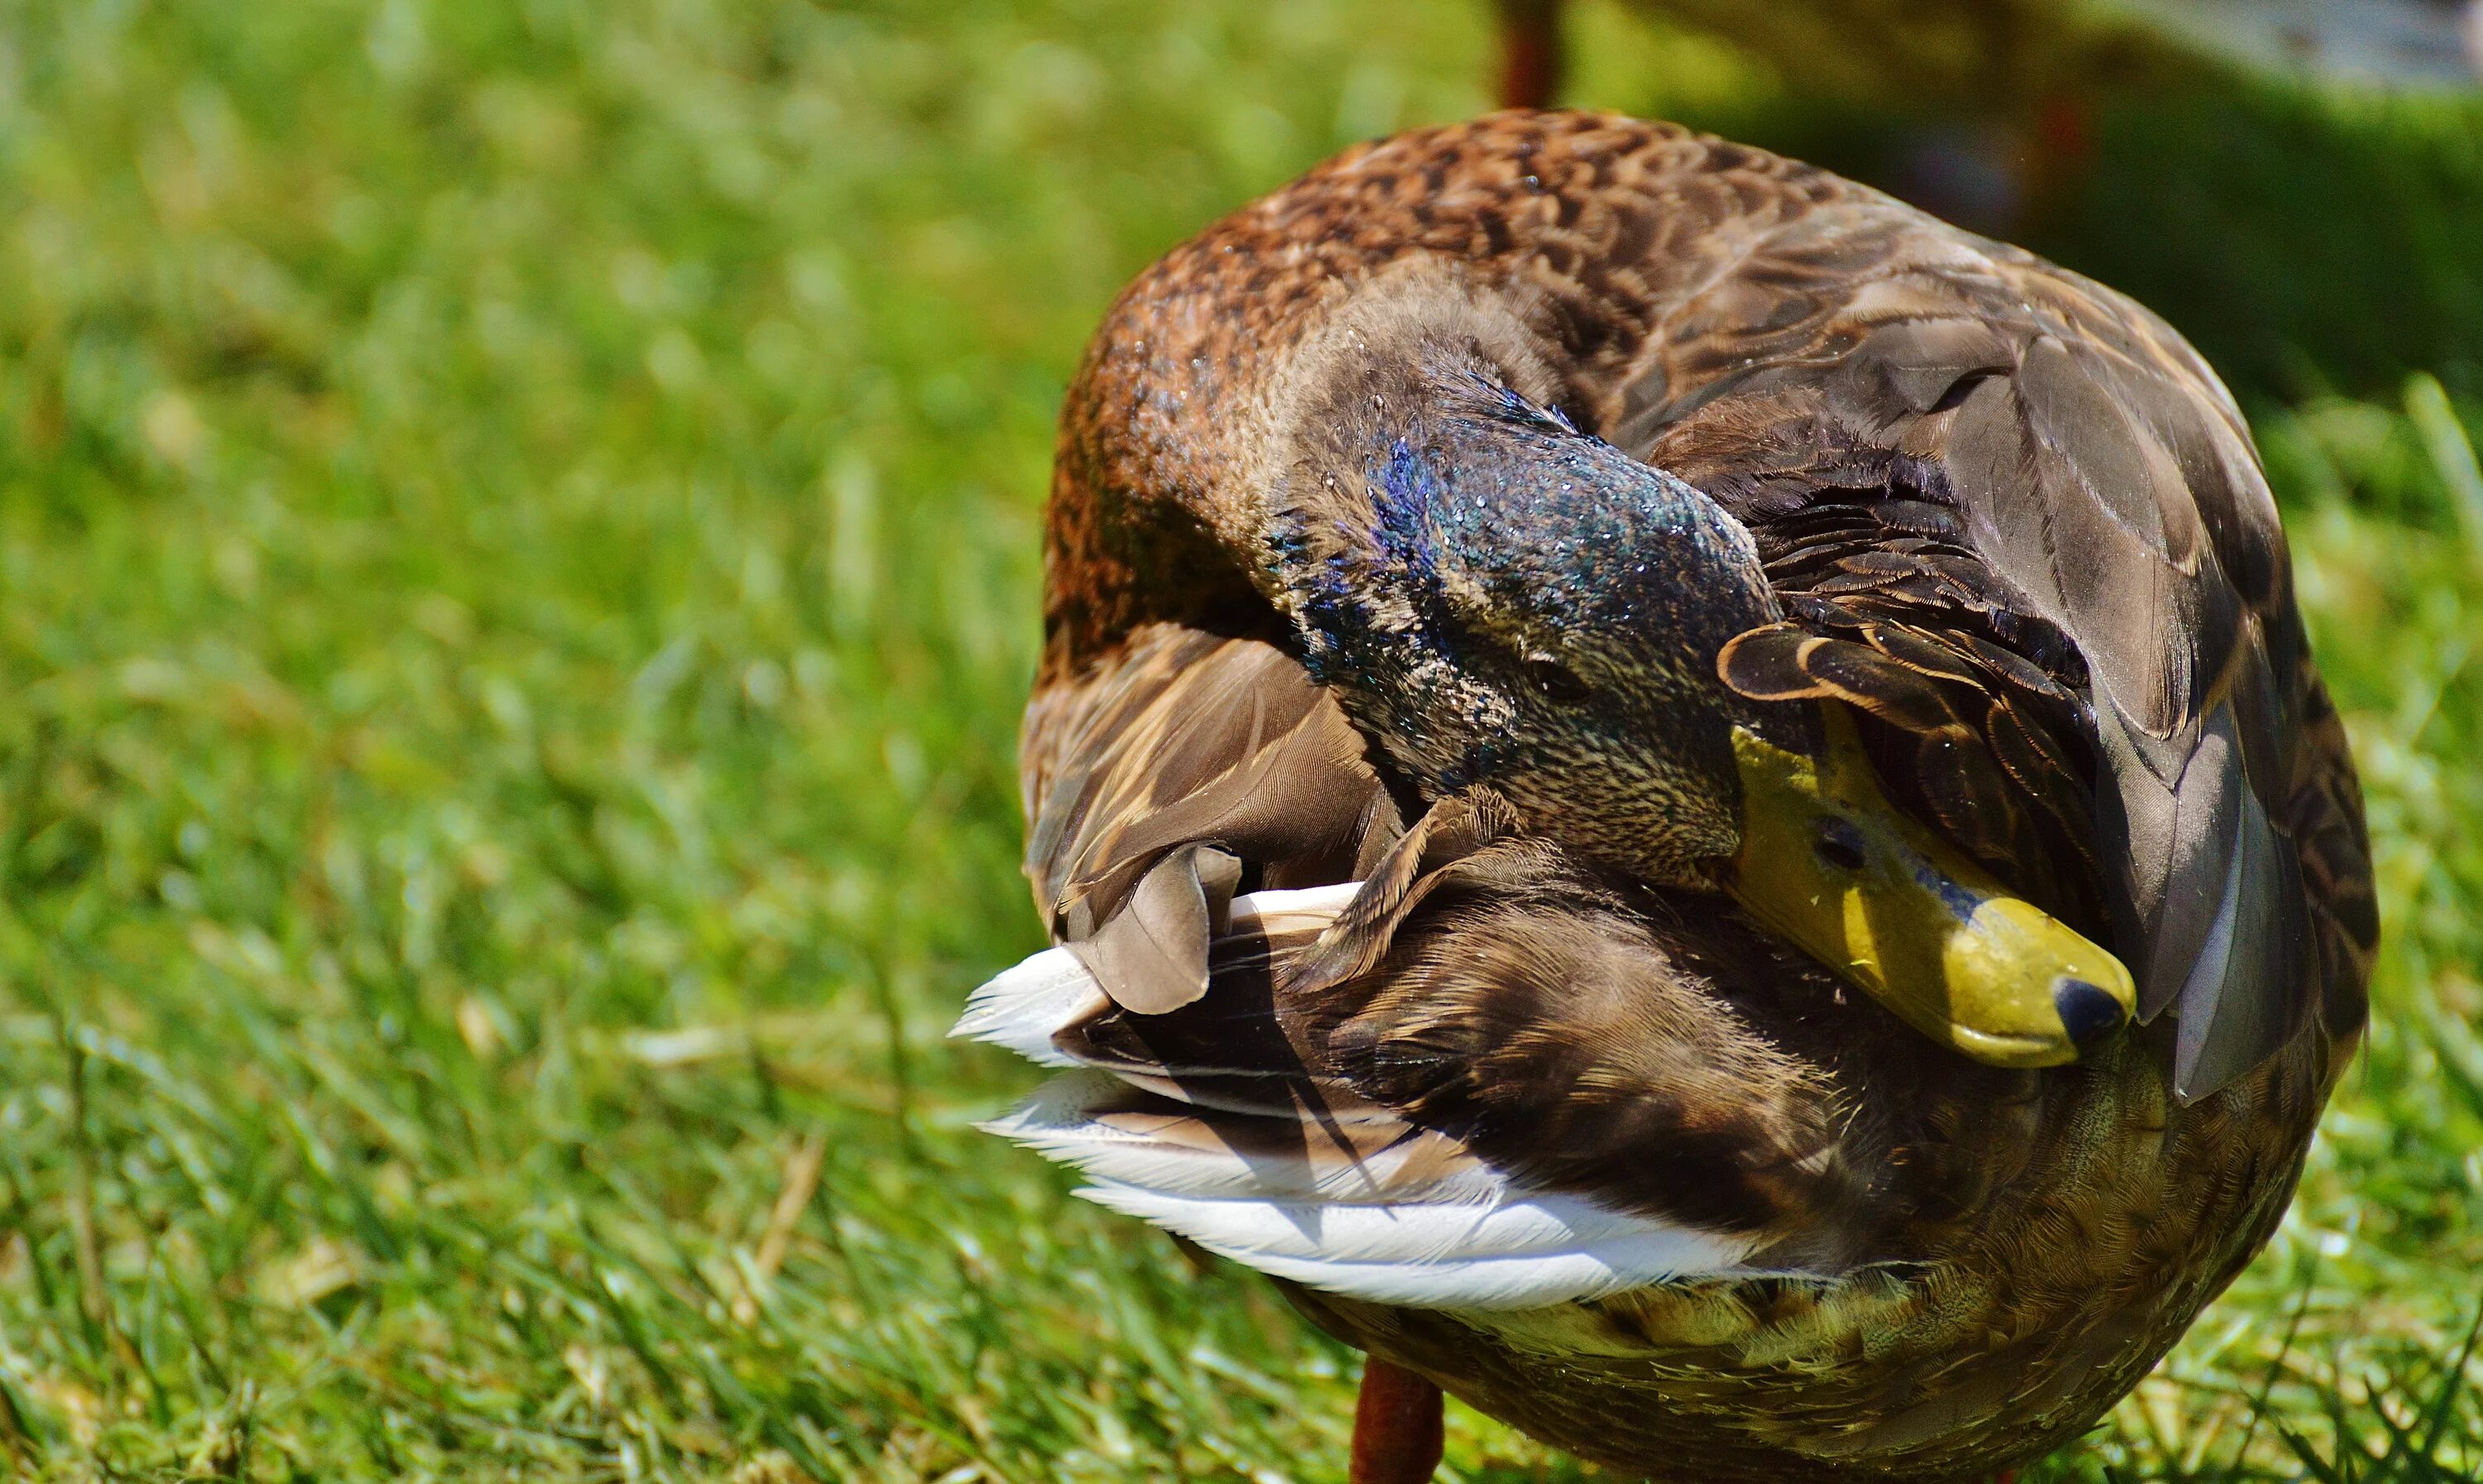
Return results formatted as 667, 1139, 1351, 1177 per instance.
973, 626, 1872, 1309
1620, 208, 2375, 1098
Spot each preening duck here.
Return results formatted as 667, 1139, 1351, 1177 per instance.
956, 112, 2375, 1482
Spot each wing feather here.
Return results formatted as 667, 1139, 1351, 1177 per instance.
1633, 204, 2369, 1098
987, 629, 1855, 1309
959, 888, 1765, 1311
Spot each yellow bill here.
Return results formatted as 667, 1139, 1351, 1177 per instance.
1726, 710, 2135, 1069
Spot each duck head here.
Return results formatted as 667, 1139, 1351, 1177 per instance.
1267, 343, 2131, 1067
1275, 364, 1788, 886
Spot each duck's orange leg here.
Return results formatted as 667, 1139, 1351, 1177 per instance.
1493, 0, 1564, 111
1351, 1356, 1443, 1484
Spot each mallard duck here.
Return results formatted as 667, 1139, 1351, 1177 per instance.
1622, 0, 2482, 99
956, 112, 2375, 1482
1498, 2, 2481, 231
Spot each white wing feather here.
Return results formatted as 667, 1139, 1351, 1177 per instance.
955, 886, 1758, 1311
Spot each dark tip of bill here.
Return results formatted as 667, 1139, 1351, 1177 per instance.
2053, 977, 2127, 1051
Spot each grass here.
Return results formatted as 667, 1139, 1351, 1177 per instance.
0, 0, 2477, 1478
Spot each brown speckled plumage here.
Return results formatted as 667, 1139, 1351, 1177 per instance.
994, 113, 2373, 1482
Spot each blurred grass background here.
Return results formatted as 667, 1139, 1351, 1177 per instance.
0, 1, 2479, 1478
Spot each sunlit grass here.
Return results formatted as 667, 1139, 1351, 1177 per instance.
0, 2, 2476, 1479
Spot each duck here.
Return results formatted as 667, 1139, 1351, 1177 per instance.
1491, 2, 2483, 234
954, 111, 2375, 1483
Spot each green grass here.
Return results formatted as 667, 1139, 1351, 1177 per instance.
0, 1, 2478, 1478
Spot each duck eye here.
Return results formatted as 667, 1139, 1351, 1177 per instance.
1813, 816, 1870, 873
1520, 656, 1589, 704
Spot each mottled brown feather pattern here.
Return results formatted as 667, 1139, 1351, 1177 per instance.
1016, 113, 2373, 1481
1045, 113, 1843, 679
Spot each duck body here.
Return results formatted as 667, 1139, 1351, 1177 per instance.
966, 113, 2374, 1481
